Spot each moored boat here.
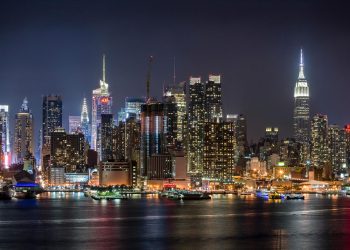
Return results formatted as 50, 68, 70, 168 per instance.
269, 192, 284, 199
164, 189, 211, 200
255, 189, 269, 198
179, 191, 211, 200
285, 193, 305, 200
91, 193, 128, 200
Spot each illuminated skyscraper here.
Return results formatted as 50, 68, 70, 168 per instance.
114, 117, 141, 162
293, 49, 310, 144
69, 115, 81, 134
0, 105, 10, 168
125, 97, 146, 121
91, 55, 112, 158
140, 102, 166, 176
203, 121, 234, 180
311, 114, 329, 168
14, 98, 34, 163
188, 77, 205, 173
205, 75, 223, 122
100, 114, 114, 162
80, 97, 91, 144
227, 114, 247, 160
265, 127, 279, 144
50, 127, 85, 173
42, 95, 63, 144
328, 125, 347, 174
163, 82, 186, 144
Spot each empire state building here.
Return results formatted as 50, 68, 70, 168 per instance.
293, 49, 310, 144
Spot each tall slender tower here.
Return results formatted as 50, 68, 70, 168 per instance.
205, 74, 223, 122
188, 77, 205, 173
293, 49, 310, 144
42, 95, 62, 144
0, 105, 10, 168
91, 54, 112, 157
81, 97, 91, 144
14, 97, 34, 163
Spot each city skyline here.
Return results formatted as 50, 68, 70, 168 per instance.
1, 2, 350, 249
1, 1, 350, 141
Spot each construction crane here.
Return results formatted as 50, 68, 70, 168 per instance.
146, 56, 153, 103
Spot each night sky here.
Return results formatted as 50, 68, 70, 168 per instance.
0, 0, 350, 143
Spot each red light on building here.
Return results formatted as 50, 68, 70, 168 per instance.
345, 124, 350, 133
100, 97, 109, 104
163, 183, 176, 188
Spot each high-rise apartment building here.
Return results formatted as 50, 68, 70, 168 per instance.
91, 55, 112, 157
293, 49, 310, 144
188, 77, 205, 173
328, 125, 347, 174
50, 127, 85, 173
14, 98, 34, 163
311, 114, 329, 168
205, 75, 223, 122
203, 121, 234, 180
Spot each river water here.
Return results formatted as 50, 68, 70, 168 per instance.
0, 193, 350, 249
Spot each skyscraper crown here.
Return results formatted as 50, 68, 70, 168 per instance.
294, 49, 309, 98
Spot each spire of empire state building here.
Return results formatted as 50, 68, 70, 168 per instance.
293, 48, 310, 144
294, 48, 309, 98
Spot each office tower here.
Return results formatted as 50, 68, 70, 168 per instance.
69, 115, 81, 134
188, 77, 205, 173
0, 105, 10, 168
265, 127, 279, 144
66, 133, 85, 171
125, 97, 146, 121
100, 114, 114, 162
81, 97, 91, 145
113, 121, 126, 161
14, 98, 34, 163
328, 125, 347, 174
203, 121, 235, 180
227, 114, 247, 160
311, 114, 329, 168
163, 82, 186, 144
91, 55, 112, 156
163, 102, 177, 147
50, 127, 67, 167
124, 118, 141, 163
50, 128, 85, 172
205, 74, 223, 122
279, 139, 300, 166
140, 102, 166, 176
293, 49, 310, 144
114, 117, 141, 162
42, 95, 63, 144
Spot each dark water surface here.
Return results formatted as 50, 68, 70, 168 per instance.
1, 193, 350, 249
